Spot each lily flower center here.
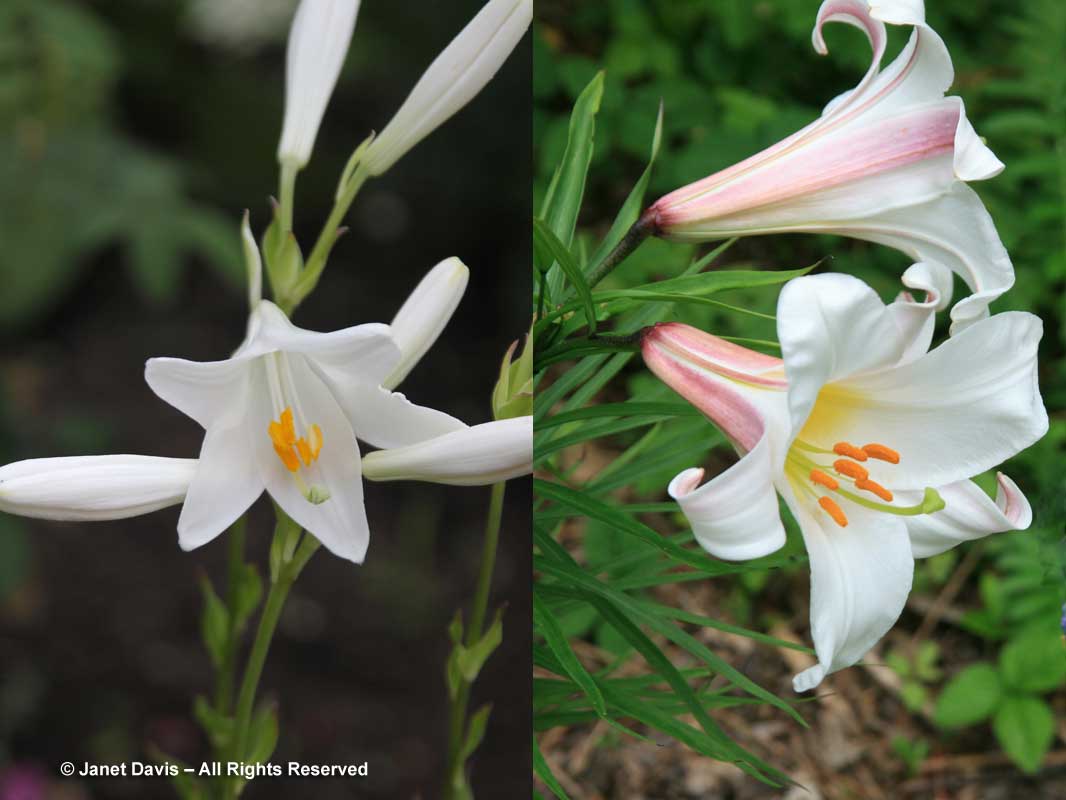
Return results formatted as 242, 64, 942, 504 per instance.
787, 438, 943, 528
264, 354, 331, 505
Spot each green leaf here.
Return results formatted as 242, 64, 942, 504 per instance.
533, 738, 571, 800
193, 695, 234, 752
999, 626, 1066, 693
460, 704, 492, 762
935, 663, 1001, 729
232, 563, 263, 634
532, 591, 608, 717
456, 607, 505, 682
199, 575, 229, 669
534, 217, 597, 334
993, 694, 1054, 773
246, 702, 280, 764
541, 71, 605, 299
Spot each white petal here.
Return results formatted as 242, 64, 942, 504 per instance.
667, 432, 787, 561
250, 356, 370, 564
145, 356, 252, 429
384, 257, 469, 390
241, 212, 262, 309
277, 0, 361, 168
339, 384, 467, 450
362, 416, 531, 485
252, 300, 401, 384
362, 0, 531, 175
0, 455, 196, 521
829, 311, 1047, 489
777, 273, 937, 437
903, 473, 1033, 558
789, 493, 914, 692
177, 416, 264, 552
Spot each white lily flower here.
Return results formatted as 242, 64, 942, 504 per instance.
645, 0, 1009, 334
145, 297, 465, 564
362, 0, 532, 176
642, 271, 1047, 691
362, 416, 533, 485
277, 0, 361, 169
0, 456, 195, 521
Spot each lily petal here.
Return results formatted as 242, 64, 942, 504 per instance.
777, 273, 937, 438
277, 0, 361, 168
251, 355, 370, 564
0, 455, 196, 521
903, 473, 1033, 558
833, 311, 1047, 489
790, 493, 914, 692
145, 357, 252, 430
363, 0, 532, 175
362, 416, 531, 485
339, 384, 467, 450
668, 433, 787, 561
384, 257, 469, 390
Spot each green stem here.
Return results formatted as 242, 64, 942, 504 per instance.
215, 517, 247, 715
225, 533, 320, 798
278, 162, 297, 235
443, 481, 507, 800
289, 165, 370, 310
585, 212, 656, 289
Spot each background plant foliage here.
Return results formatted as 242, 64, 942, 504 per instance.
533, 0, 1066, 793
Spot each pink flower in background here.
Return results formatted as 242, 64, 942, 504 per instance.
646, 0, 1009, 334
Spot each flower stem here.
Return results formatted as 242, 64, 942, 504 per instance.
225, 531, 320, 799
443, 481, 506, 800
214, 517, 247, 715
585, 210, 657, 289
279, 162, 297, 235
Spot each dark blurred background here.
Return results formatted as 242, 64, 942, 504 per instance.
0, 1, 530, 798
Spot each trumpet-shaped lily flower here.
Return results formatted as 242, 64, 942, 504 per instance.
277, 0, 361, 169
362, 0, 532, 176
642, 272, 1046, 691
0, 456, 195, 521
645, 0, 1009, 334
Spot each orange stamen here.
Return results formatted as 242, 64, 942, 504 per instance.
862, 443, 900, 464
273, 442, 300, 472
856, 478, 894, 502
809, 469, 839, 491
818, 496, 848, 527
833, 442, 868, 461
833, 459, 869, 481
296, 438, 314, 467
309, 424, 323, 459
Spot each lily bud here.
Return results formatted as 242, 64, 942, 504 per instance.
277, 0, 361, 169
362, 0, 532, 176
492, 328, 533, 421
384, 257, 469, 391
361, 417, 532, 485
0, 456, 196, 521
241, 211, 263, 308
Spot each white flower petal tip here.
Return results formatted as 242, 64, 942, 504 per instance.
650, 0, 1011, 333
277, 0, 361, 169
0, 456, 196, 522
384, 257, 470, 390
361, 417, 532, 486
667, 436, 787, 562
792, 663, 828, 693
905, 473, 1034, 559
362, 0, 532, 175
241, 211, 263, 309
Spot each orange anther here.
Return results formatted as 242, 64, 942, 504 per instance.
309, 424, 323, 459
833, 459, 869, 481
809, 469, 839, 491
273, 442, 300, 473
856, 478, 893, 502
296, 437, 314, 467
833, 442, 868, 461
818, 496, 848, 527
862, 443, 900, 464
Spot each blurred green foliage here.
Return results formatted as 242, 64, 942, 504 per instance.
535, 0, 1066, 782
0, 0, 242, 327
